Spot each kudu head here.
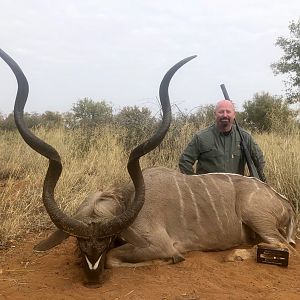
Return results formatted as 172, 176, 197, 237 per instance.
0, 48, 196, 286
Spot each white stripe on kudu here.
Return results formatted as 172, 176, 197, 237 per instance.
199, 177, 224, 233
209, 176, 230, 226
183, 176, 200, 225
173, 175, 187, 228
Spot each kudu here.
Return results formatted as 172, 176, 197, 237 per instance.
1, 49, 297, 287
0, 48, 195, 284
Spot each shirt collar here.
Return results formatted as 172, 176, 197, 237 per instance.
213, 123, 234, 136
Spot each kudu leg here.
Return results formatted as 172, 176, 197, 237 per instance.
106, 233, 184, 268
242, 215, 298, 255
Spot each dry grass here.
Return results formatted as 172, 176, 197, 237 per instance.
0, 127, 128, 245
0, 124, 299, 246
255, 131, 300, 212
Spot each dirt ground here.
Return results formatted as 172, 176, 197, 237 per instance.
0, 234, 299, 300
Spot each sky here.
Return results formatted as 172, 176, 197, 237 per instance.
0, 0, 299, 117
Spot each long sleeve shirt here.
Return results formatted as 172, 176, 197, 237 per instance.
178, 124, 266, 181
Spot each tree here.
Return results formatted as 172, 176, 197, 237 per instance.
115, 106, 156, 151
40, 111, 64, 128
0, 112, 42, 130
71, 98, 113, 128
189, 105, 215, 126
241, 92, 296, 132
0, 113, 15, 130
173, 104, 215, 130
271, 19, 300, 104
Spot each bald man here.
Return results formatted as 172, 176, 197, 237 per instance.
179, 100, 266, 181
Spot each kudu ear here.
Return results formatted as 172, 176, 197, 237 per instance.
34, 229, 70, 252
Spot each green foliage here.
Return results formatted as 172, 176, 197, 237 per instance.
115, 105, 157, 152
271, 19, 300, 104
192, 104, 215, 126
39, 111, 64, 129
174, 104, 215, 129
70, 98, 113, 128
241, 92, 297, 133
0, 112, 43, 130
0, 113, 15, 130
0, 112, 63, 130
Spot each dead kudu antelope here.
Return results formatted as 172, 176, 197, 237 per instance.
1, 49, 297, 287
1, 48, 194, 283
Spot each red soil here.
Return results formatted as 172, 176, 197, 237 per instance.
0, 235, 299, 300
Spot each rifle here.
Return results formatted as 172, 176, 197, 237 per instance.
220, 84, 260, 179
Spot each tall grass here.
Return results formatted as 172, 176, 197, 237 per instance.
255, 131, 300, 212
0, 123, 299, 246
0, 126, 128, 245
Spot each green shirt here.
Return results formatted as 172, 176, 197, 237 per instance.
179, 124, 266, 180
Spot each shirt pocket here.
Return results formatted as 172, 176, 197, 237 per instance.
199, 147, 219, 159
232, 148, 242, 158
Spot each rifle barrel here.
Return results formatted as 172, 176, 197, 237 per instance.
220, 84, 230, 100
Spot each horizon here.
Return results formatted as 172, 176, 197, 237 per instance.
1, 1, 299, 116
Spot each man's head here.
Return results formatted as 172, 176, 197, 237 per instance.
214, 100, 236, 132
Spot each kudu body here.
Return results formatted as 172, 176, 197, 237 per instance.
71, 166, 297, 268
1, 49, 296, 287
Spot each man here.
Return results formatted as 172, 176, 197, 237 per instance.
179, 100, 266, 181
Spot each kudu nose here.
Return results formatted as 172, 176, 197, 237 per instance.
83, 281, 102, 289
